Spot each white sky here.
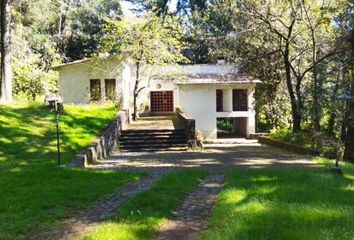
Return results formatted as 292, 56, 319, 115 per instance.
121, 0, 179, 18
121, 1, 135, 18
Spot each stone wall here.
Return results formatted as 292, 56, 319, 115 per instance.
258, 136, 319, 156
176, 111, 204, 148
67, 110, 129, 167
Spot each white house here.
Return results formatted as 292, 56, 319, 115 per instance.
52, 58, 260, 139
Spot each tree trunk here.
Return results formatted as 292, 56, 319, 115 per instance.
283, 42, 301, 132
343, 28, 354, 163
132, 62, 140, 121
327, 69, 340, 136
311, 29, 321, 132
0, 0, 12, 102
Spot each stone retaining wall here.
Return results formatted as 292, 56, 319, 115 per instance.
176, 111, 200, 148
67, 110, 129, 167
258, 136, 319, 156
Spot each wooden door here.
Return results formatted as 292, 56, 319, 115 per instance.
150, 91, 174, 112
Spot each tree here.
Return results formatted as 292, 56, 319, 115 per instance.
1, 0, 13, 102
343, 2, 354, 163
99, 14, 187, 120
181, 0, 345, 132
62, 0, 122, 61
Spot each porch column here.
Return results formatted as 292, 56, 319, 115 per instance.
223, 89, 232, 112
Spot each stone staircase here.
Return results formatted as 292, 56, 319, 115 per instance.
119, 129, 188, 152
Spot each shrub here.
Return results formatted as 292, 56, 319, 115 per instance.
269, 128, 310, 147
175, 105, 183, 113
217, 119, 234, 132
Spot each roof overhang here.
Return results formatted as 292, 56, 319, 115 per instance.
175, 80, 262, 85
170, 73, 261, 85
51, 59, 92, 71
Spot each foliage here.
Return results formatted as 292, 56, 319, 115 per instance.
62, 0, 122, 61
99, 14, 187, 65
99, 13, 187, 119
0, 102, 144, 239
12, 60, 57, 101
175, 105, 182, 112
83, 169, 208, 240
2, 0, 123, 101
270, 128, 310, 147
200, 167, 354, 240
270, 127, 345, 159
217, 118, 234, 132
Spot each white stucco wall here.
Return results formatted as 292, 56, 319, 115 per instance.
179, 85, 217, 138
178, 84, 257, 139
57, 59, 125, 104
56, 60, 257, 139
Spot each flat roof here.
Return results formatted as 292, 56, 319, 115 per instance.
51, 59, 91, 71
170, 73, 261, 84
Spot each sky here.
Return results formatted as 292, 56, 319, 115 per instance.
121, 0, 178, 17
121, 1, 135, 18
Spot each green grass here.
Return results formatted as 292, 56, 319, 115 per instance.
0, 102, 145, 239
83, 169, 208, 240
199, 166, 354, 240
313, 156, 354, 180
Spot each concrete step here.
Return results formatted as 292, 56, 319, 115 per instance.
119, 135, 186, 142
121, 146, 188, 152
120, 143, 187, 149
120, 139, 187, 145
120, 129, 187, 152
122, 130, 185, 136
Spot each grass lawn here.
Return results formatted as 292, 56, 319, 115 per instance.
83, 169, 208, 240
200, 162, 354, 240
0, 102, 145, 240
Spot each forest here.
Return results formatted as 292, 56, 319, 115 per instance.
0, 0, 353, 162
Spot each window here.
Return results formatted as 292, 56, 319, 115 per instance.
105, 79, 116, 101
232, 89, 248, 111
90, 79, 101, 101
216, 89, 223, 112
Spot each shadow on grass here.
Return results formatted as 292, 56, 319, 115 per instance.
83, 169, 208, 240
0, 103, 144, 239
200, 167, 354, 240
0, 166, 144, 240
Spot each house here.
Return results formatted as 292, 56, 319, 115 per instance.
52, 58, 260, 139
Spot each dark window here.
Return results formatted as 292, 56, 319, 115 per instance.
105, 79, 116, 101
232, 89, 248, 111
90, 79, 101, 101
216, 90, 223, 112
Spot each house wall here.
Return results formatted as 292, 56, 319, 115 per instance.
178, 83, 256, 139
58, 59, 124, 104
57, 61, 257, 139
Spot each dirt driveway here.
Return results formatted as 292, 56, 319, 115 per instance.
91, 143, 319, 172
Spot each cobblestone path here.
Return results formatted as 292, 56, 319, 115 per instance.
154, 174, 225, 240
34, 144, 318, 240
33, 172, 163, 240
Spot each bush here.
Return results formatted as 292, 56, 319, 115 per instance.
175, 105, 183, 113
269, 128, 310, 147
270, 128, 344, 159
217, 119, 234, 132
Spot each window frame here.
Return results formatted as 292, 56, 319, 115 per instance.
232, 89, 248, 111
90, 79, 101, 101
104, 78, 116, 101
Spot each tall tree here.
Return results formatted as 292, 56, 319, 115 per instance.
1, 0, 13, 102
343, 15, 354, 163
99, 14, 187, 120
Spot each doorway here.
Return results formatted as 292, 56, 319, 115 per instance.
150, 91, 174, 113
217, 117, 248, 138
